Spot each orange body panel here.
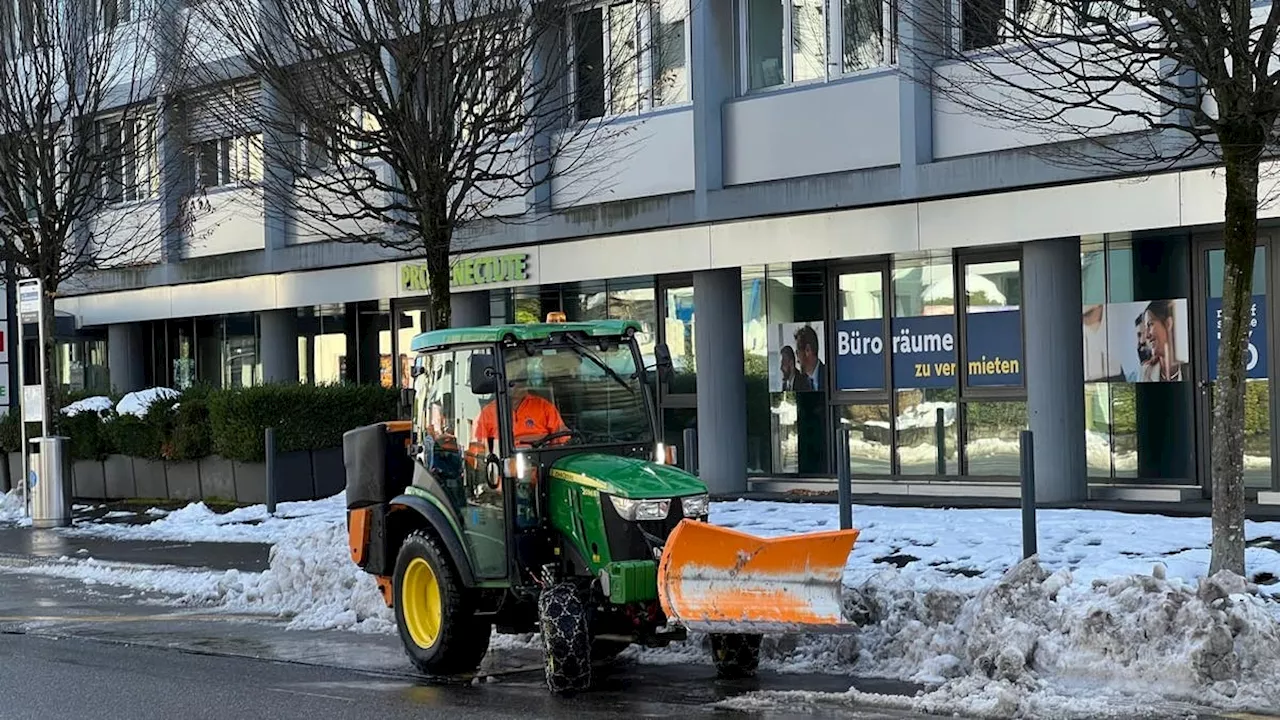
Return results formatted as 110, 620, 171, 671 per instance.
348, 508, 372, 566
656, 520, 859, 634
375, 576, 394, 607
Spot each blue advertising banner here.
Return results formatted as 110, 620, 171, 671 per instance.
891, 315, 959, 389
964, 310, 1024, 387
1206, 295, 1268, 380
833, 311, 1023, 390
833, 319, 887, 390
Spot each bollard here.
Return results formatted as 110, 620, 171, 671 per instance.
265, 427, 277, 516
935, 408, 946, 475
682, 427, 698, 475
1019, 430, 1037, 559
836, 425, 852, 530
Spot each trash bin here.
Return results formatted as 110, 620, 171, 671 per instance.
28, 436, 71, 529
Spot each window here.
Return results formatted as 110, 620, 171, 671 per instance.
302, 105, 380, 171
959, 0, 1126, 51
98, 112, 158, 204
3, 0, 41, 55
101, 0, 131, 30
194, 133, 264, 188
572, 0, 690, 120
741, 0, 893, 91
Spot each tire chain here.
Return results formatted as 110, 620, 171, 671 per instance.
710, 633, 762, 679
537, 583, 593, 693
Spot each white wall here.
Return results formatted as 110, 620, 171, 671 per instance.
723, 73, 901, 185
87, 201, 165, 268
549, 108, 695, 209
185, 188, 265, 257
932, 41, 1158, 160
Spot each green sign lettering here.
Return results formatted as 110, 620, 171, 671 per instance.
402, 253, 531, 294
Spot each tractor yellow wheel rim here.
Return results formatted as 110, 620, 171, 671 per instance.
402, 557, 443, 649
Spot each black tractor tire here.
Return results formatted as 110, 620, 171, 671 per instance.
393, 530, 491, 676
710, 633, 762, 679
538, 583, 593, 694
591, 639, 631, 663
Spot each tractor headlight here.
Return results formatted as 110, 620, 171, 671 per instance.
610, 496, 671, 521
680, 493, 710, 518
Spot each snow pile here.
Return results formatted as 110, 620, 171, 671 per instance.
718, 558, 1280, 717
116, 387, 179, 417
62, 396, 114, 417
1, 489, 29, 526
213, 521, 394, 633
62, 494, 346, 544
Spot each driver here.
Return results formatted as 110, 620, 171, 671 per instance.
472, 357, 571, 449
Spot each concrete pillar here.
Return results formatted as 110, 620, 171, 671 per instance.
693, 268, 747, 495
259, 309, 299, 384
1024, 238, 1087, 502
451, 291, 490, 327
261, 78, 294, 256
897, 0, 945, 197
690, 0, 736, 219
107, 323, 145, 394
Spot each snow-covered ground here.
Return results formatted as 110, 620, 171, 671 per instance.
5, 494, 1280, 717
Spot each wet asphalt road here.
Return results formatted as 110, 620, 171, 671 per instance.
0, 633, 928, 720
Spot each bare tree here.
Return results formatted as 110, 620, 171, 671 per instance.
187, 0, 686, 329
0, 0, 193, 419
898, 0, 1280, 574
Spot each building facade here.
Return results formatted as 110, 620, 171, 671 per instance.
35, 0, 1280, 505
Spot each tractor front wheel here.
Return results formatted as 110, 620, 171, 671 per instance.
710, 633, 762, 679
538, 583, 592, 694
393, 530, 491, 676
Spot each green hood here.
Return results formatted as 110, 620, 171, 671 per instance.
549, 453, 706, 499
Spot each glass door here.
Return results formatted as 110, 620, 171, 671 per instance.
1198, 241, 1273, 490
393, 301, 432, 389
828, 263, 893, 477
657, 277, 697, 457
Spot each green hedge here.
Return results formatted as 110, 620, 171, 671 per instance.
208, 384, 398, 462
0, 384, 398, 463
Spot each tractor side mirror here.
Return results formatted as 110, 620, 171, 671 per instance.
469, 353, 497, 395
654, 343, 674, 384
399, 388, 416, 420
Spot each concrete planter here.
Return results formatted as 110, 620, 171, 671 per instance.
311, 447, 344, 499
198, 455, 236, 503
133, 458, 168, 500
276, 450, 314, 503
165, 461, 201, 501
233, 461, 266, 505
72, 460, 107, 500
103, 454, 136, 499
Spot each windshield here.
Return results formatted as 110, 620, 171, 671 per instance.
500, 339, 653, 448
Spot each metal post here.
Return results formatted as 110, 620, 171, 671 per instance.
836, 426, 852, 530
682, 427, 698, 475
265, 427, 277, 515
16, 309, 25, 515
1019, 430, 1037, 559
935, 408, 946, 475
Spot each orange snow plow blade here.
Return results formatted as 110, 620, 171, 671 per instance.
656, 520, 860, 634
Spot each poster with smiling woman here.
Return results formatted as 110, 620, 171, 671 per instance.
1104, 299, 1190, 383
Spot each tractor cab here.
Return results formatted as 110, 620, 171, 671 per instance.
399, 317, 692, 586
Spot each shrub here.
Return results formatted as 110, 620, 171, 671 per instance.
168, 398, 213, 461
0, 410, 19, 454
209, 384, 398, 462
59, 410, 113, 461
104, 413, 164, 459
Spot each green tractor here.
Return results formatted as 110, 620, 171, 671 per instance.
343, 319, 858, 693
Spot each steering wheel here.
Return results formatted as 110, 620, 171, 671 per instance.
529, 429, 581, 449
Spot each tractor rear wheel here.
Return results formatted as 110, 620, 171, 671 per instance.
538, 583, 592, 694
393, 530, 491, 676
710, 633, 762, 679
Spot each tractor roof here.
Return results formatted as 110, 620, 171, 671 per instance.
409, 319, 643, 352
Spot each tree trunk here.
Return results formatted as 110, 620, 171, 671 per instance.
38, 288, 60, 437
1209, 148, 1261, 577
425, 230, 452, 332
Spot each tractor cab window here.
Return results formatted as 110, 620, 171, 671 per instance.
497, 339, 653, 448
